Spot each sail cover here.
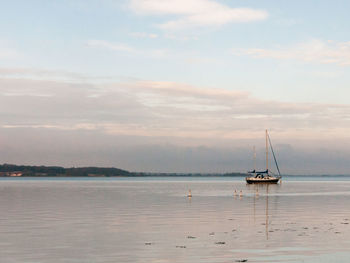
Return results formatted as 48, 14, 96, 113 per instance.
256, 169, 268, 174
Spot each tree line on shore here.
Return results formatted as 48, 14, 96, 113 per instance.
0, 163, 245, 177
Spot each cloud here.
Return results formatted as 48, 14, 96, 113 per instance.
87, 40, 135, 52
2, 125, 350, 174
86, 39, 169, 58
232, 39, 350, 66
128, 0, 268, 30
0, 67, 121, 84
1, 73, 350, 141
2, 71, 350, 173
0, 46, 19, 59
86, 39, 211, 62
164, 34, 198, 41
129, 32, 158, 39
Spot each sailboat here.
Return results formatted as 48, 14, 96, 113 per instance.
246, 130, 282, 184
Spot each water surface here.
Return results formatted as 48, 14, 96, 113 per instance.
1, 177, 350, 262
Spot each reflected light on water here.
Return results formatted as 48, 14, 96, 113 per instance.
1, 178, 350, 263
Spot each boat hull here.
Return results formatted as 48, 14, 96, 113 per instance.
246, 177, 280, 184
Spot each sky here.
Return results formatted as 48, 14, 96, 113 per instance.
1, 0, 350, 174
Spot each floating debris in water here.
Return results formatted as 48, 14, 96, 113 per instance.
285, 229, 297, 232
215, 241, 226, 245
298, 232, 307, 236
176, 245, 186, 248
209, 232, 215, 235
145, 242, 152, 245
187, 236, 196, 239
235, 260, 248, 262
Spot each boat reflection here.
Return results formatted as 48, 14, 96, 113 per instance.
247, 183, 280, 240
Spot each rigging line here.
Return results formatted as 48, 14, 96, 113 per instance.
267, 132, 281, 177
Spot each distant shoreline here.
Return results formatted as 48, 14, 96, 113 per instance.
1, 164, 350, 177
0, 163, 246, 177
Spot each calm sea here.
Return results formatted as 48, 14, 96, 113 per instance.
1, 176, 350, 263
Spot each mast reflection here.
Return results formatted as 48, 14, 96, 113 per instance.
249, 183, 279, 240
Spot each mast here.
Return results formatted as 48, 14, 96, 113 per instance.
265, 129, 268, 171
253, 146, 256, 171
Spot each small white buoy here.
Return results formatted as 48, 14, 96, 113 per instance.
187, 189, 192, 198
